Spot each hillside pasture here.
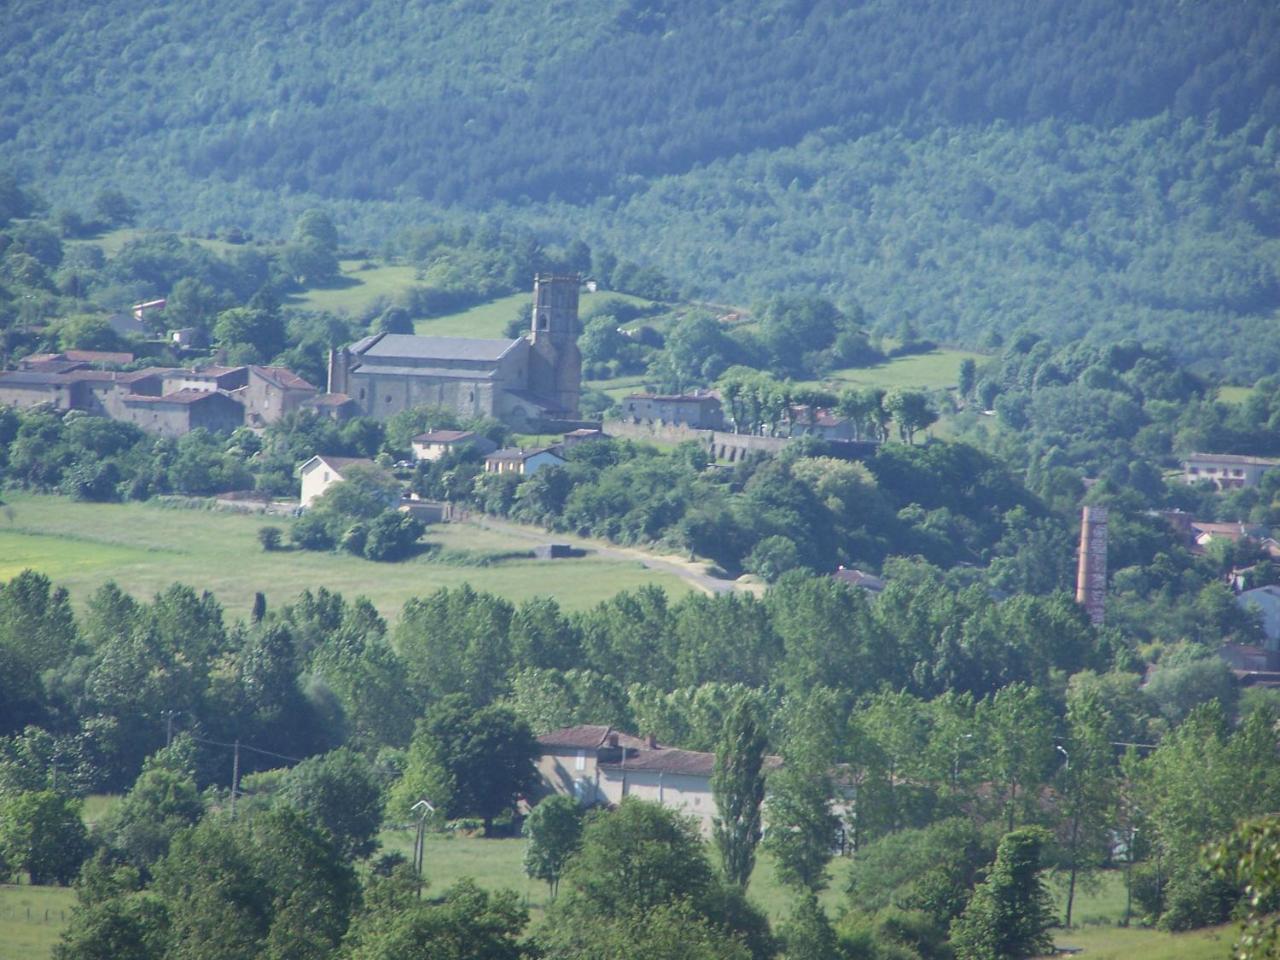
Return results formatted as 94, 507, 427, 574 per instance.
0, 494, 691, 622
291, 259, 422, 317
813, 347, 989, 394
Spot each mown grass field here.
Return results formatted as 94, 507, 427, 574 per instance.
0, 493, 691, 622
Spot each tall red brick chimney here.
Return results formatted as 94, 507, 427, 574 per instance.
1076, 505, 1108, 626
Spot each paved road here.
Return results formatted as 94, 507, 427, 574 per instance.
468, 516, 741, 595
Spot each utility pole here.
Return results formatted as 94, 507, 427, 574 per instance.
411, 798, 435, 898
230, 739, 241, 820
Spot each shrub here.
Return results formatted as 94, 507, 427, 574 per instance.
257, 526, 283, 551
364, 511, 424, 561
291, 512, 335, 550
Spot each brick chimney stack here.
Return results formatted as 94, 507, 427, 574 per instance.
1076, 505, 1108, 626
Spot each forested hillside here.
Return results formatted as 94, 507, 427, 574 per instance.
4, 0, 1279, 374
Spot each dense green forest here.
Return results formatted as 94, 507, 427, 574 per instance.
3, 0, 1278, 374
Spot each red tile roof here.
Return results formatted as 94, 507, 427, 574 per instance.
250, 365, 317, 391
536, 725, 647, 750
413, 429, 476, 443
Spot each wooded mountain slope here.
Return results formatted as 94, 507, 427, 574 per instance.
4, 0, 1279, 374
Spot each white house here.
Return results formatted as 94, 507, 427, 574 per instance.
298, 454, 378, 508
410, 429, 495, 462
483, 446, 566, 477
1182, 453, 1280, 490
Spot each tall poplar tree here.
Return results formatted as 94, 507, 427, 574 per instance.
711, 698, 768, 887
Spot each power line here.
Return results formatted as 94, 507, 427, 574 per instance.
184, 733, 304, 765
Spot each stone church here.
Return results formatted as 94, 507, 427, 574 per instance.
327, 274, 581, 425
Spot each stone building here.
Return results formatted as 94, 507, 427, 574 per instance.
326, 274, 582, 426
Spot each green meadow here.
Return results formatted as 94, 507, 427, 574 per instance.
812, 348, 989, 394
0, 493, 691, 622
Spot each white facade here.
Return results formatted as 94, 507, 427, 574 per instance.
298, 455, 376, 508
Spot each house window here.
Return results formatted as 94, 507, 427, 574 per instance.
359, 388, 366, 400
385, 395, 392, 404
575, 750, 586, 772
323, 471, 330, 482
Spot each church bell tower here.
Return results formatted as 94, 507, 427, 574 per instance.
529, 274, 581, 416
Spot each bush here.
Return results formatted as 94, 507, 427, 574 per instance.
341, 522, 369, 555
291, 512, 335, 550
257, 526, 283, 551
744, 535, 800, 582
364, 511, 424, 561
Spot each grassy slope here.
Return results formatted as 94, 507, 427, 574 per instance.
291, 259, 422, 317
0, 493, 690, 622
806, 348, 989, 394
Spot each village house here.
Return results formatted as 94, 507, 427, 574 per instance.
116, 389, 244, 438
297, 454, 391, 508
304, 392, 360, 421
1182, 453, 1280, 490
560, 427, 607, 448
411, 429, 495, 462
620, 392, 724, 429
230, 365, 320, 426
483, 447, 566, 477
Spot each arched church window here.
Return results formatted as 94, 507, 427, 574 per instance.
537, 312, 549, 330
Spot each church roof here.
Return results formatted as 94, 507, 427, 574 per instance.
350, 365, 500, 380
356, 333, 522, 363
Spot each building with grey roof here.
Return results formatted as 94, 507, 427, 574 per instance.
326, 275, 582, 426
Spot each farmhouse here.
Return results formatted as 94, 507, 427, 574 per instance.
1182, 453, 1280, 490
534, 725, 649, 805
534, 724, 782, 836
326, 274, 581, 426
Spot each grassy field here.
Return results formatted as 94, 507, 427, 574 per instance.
1035, 869, 1235, 959
0, 885, 76, 960
378, 829, 852, 925
291, 259, 422, 317
0, 493, 691, 622
816, 348, 988, 393
1216, 385, 1251, 404
584, 373, 648, 401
